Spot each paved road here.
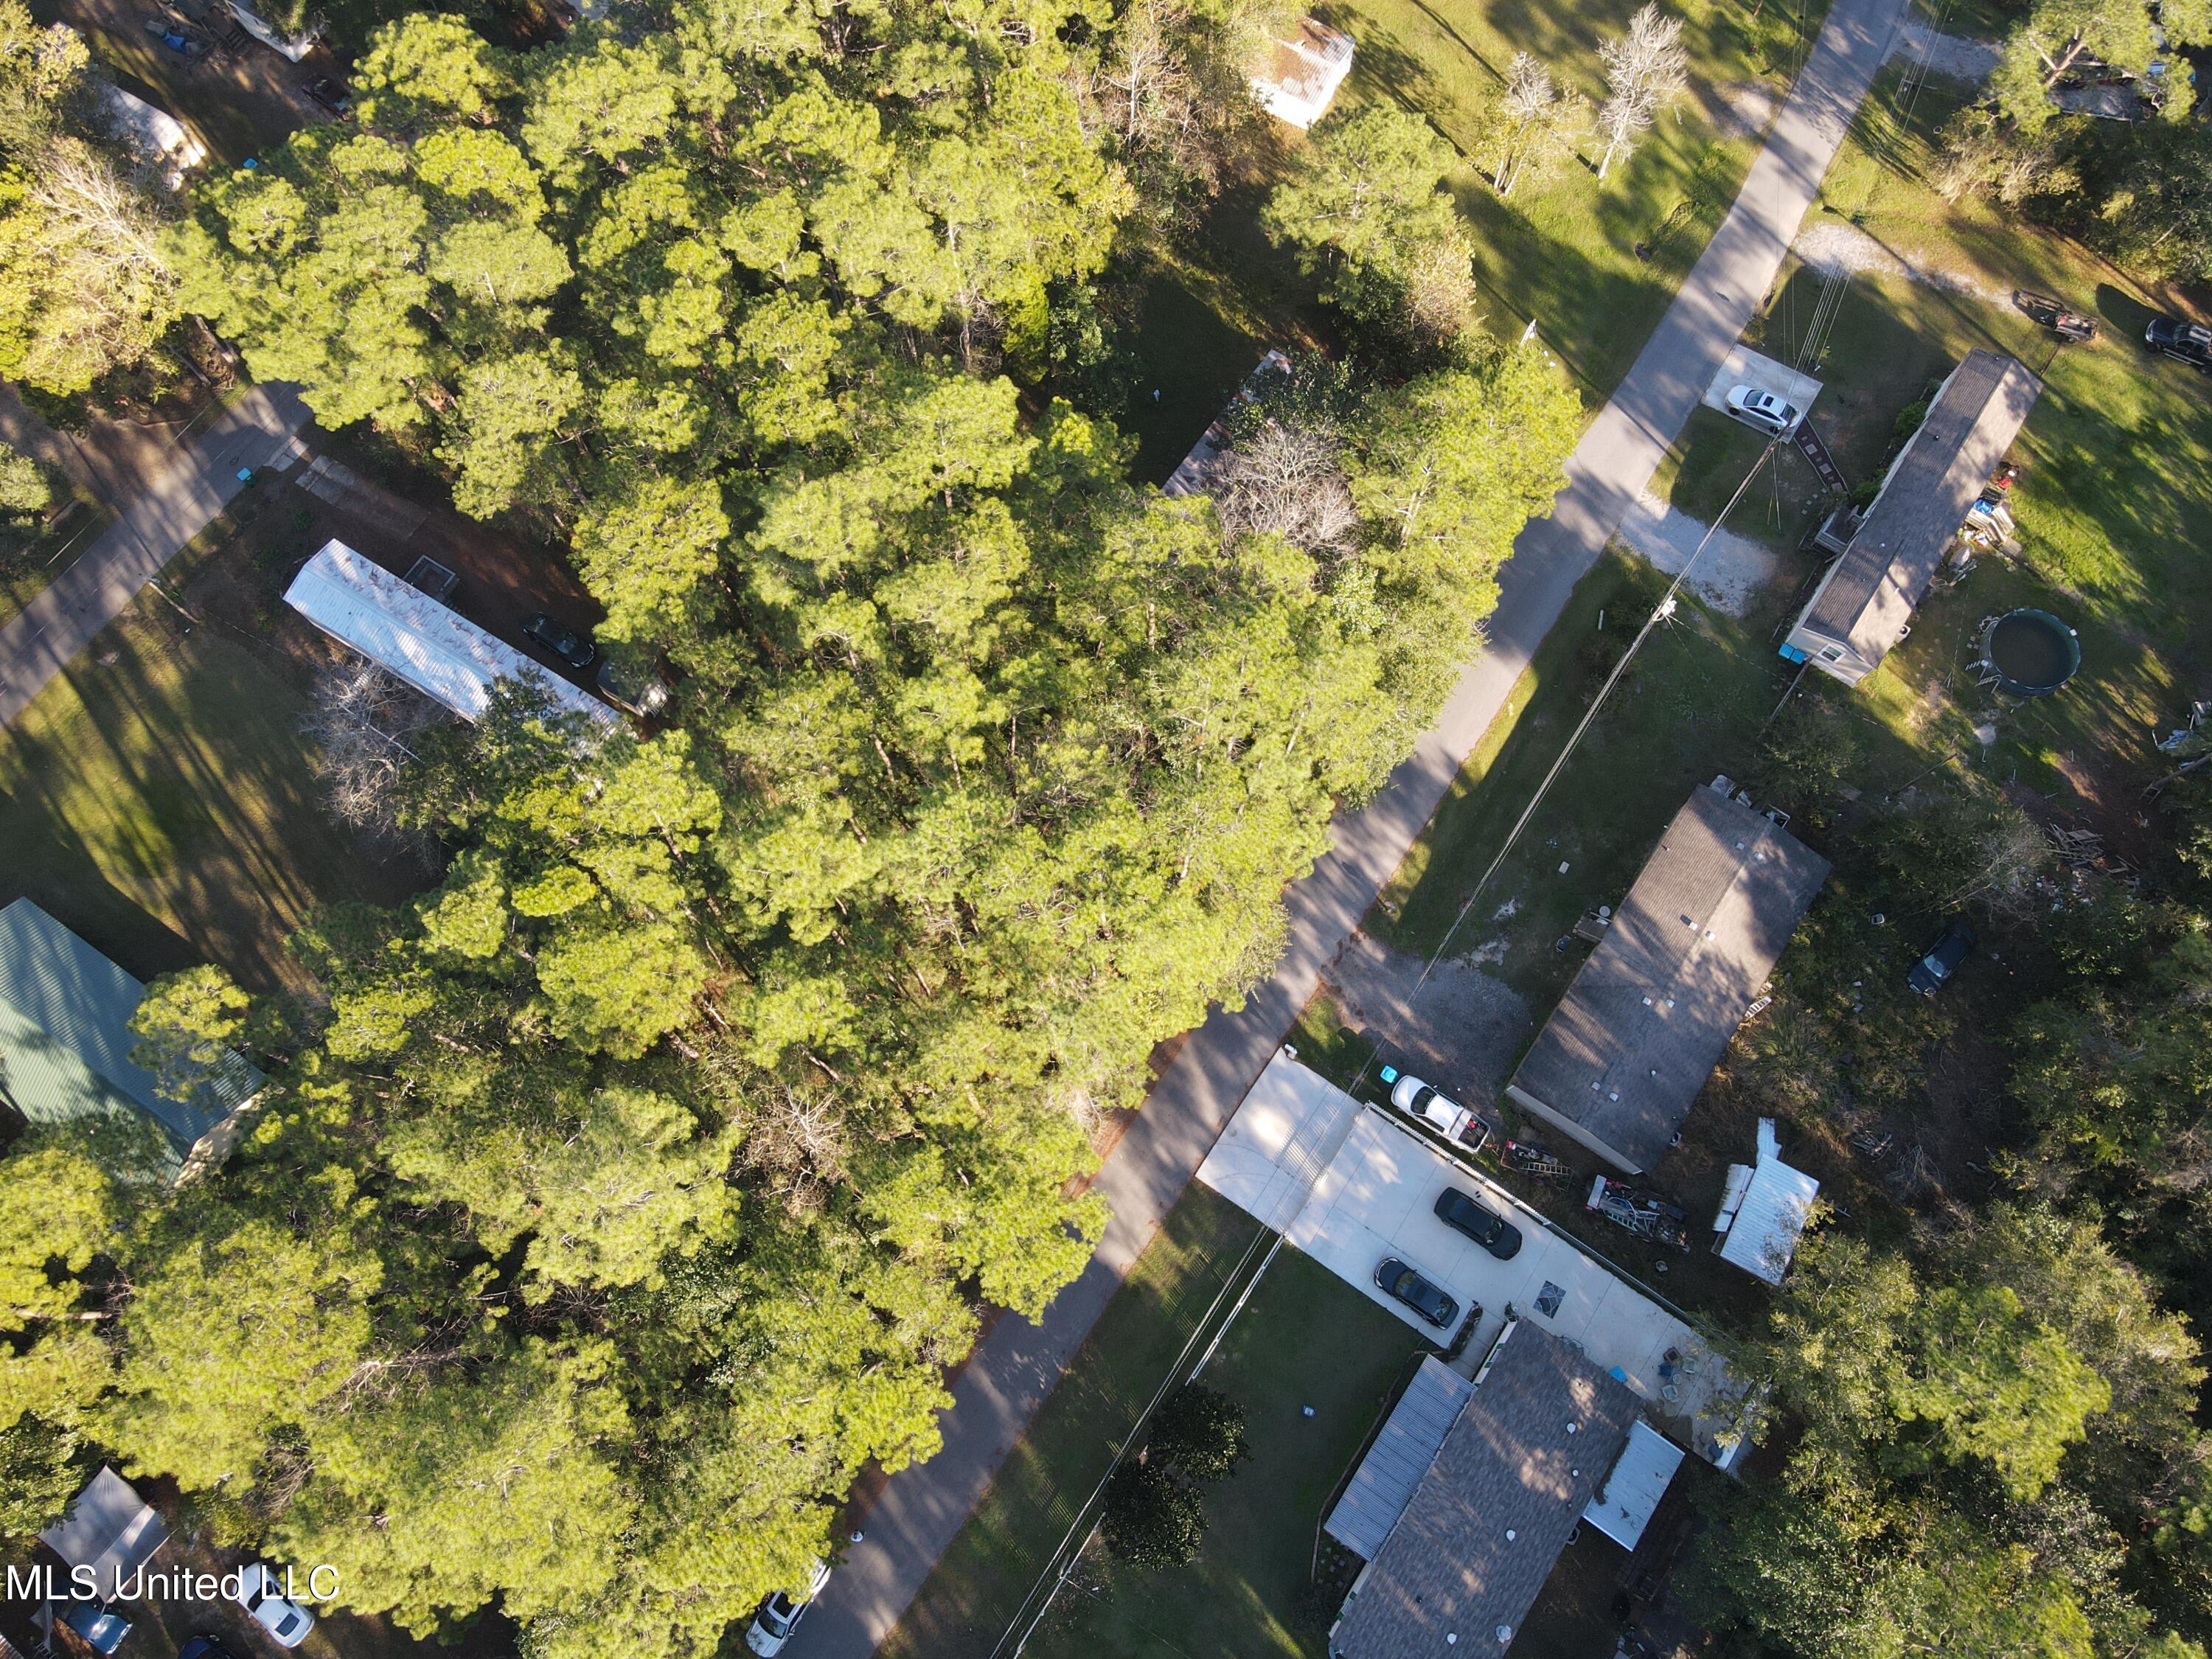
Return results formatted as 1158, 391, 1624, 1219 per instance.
0, 383, 309, 728
772, 4, 1906, 1652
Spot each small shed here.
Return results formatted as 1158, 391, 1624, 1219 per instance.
1580, 1420, 1685, 1548
0, 899, 264, 1180
1253, 18, 1354, 128
283, 540, 616, 731
1162, 349, 1291, 499
1712, 1118, 1820, 1285
1781, 350, 2040, 685
39, 1468, 170, 1602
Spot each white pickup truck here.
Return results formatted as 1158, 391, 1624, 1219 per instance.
1380, 1066, 1492, 1157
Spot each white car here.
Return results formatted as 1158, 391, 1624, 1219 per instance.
232, 1562, 314, 1649
745, 1560, 832, 1657
1725, 384, 1801, 436
1386, 1071, 1492, 1155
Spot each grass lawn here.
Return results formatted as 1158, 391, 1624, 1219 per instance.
882, 1182, 1267, 1659
1013, 1248, 1431, 1659
0, 563, 416, 993
1371, 550, 1800, 1003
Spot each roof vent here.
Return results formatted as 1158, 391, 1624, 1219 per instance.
1566, 1421, 1579, 1434
1607, 1090, 1620, 1102
1498, 1628, 1514, 1644
1504, 1529, 1517, 1542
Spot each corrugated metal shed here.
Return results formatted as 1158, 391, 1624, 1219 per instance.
1581, 1420, 1685, 1548
1718, 1119, 1820, 1285
0, 899, 262, 1172
1324, 1356, 1473, 1559
283, 540, 616, 730
40, 1467, 170, 1601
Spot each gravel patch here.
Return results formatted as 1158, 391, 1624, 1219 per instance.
1322, 930, 1532, 1102
1794, 220, 2004, 304
1615, 490, 1784, 615
1700, 79, 1783, 139
1883, 21, 2001, 84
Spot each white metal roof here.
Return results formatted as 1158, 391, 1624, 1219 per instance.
284, 540, 615, 731
1324, 1356, 1474, 1559
1717, 1118, 1820, 1285
1581, 1419, 1686, 1548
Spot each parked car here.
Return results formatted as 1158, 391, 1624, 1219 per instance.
233, 1563, 315, 1649
2146, 314, 2212, 369
1725, 384, 1801, 436
745, 1560, 832, 1657
180, 1638, 243, 1659
1383, 1068, 1492, 1156
1433, 1187, 1523, 1260
1907, 918, 1976, 996
1374, 1257, 1458, 1329
521, 612, 597, 670
302, 75, 352, 117
61, 1600, 131, 1656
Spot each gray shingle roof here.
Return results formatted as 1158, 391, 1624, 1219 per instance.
1330, 1323, 1638, 1659
1799, 349, 2040, 666
1506, 785, 1829, 1173
0, 898, 262, 1169
1326, 1357, 1475, 1559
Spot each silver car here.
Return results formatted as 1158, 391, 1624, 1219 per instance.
1725, 384, 1801, 436
746, 1560, 832, 1656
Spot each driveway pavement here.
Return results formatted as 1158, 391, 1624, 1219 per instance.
0, 383, 309, 728
740, 4, 1906, 1654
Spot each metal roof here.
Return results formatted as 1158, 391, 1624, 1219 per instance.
1506, 785, 1829, 1173
1718, 1119, 1820, 1285
1798, 351, 2041, 667
1330, 1323, 1638, 1659
283, 540, 616, 730
0, 899, 262, 1169
1580, 1420, 1685, 1548
1325, 1356, 1475, 1559
40, 1467, 170, 1601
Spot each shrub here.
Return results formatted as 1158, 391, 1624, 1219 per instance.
1147, 1385, 1251, 1484
1102, 1458, 1206, 1570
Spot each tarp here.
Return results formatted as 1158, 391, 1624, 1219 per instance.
284, 540, 616, 731
40, 1467, 169, 1601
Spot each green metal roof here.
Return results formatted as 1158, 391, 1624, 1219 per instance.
0, 899, 263, 1173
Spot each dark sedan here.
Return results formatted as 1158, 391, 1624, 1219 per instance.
1434, 1187, 1523, 1260
1907, 918, 1976, 996
522, 613, 597, 671
1374, 1257, 1458, 1329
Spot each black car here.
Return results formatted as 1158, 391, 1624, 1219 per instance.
302, 75, 353, 117
2146, 315, 2212, 370
181, 1637, 244, 1659
522, 613, 597, 670
1907, 918, 1976, 996
1374, 1257, 1458, 1329
1433, 1187, 1523, 1260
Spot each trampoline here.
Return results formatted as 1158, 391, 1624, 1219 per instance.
1982, 608, 2080, 698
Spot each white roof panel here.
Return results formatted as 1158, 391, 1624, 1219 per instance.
1582, 1419, 1686, 1549
284, 540, 615, 731
1718, 1120, 1820, 1285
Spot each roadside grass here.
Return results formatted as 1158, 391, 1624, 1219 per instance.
1371, 550, 1801, 1004
1012, 1248, 1430, 1659
0, 580, 411, 993
0, 508, 105, 630
880, 1182, 1265, 1659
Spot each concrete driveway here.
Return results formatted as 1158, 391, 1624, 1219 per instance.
1287, 1110, 1731, 1450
